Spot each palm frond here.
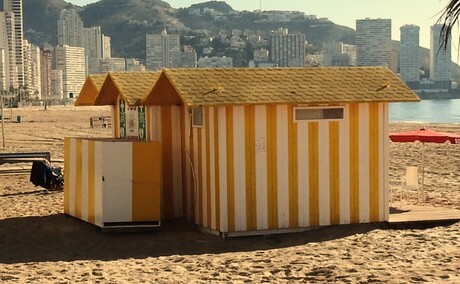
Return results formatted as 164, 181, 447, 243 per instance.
437, 0, 460, 50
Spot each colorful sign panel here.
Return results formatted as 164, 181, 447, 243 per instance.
126, 105, 139, 139
118, 99, 147, 141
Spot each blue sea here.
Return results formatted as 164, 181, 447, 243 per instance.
389, 99, 460, 123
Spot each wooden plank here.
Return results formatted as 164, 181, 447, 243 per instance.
0, 168, 30, 175
0, 152, 50, 159
0, 152, 51, 166
389, 205, 460, 223
0, 152, 52, 174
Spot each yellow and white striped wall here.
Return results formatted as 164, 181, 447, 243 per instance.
184, 102, 389, 235
108, 100, 184, 221
146, 105, 186, 220
64, 138, 162, 228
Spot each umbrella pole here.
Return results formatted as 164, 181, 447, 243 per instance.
421, 142, 425, 203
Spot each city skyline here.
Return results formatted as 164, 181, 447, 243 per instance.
0, 0, 454, 100
67, 0, 454, 52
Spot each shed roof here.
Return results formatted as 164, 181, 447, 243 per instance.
75, 74, 107, 106
157, 67, 419, 107
94, 71, 161, 105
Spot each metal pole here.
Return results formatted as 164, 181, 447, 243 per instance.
1, 91, 5, 148
421, 142, 425, 202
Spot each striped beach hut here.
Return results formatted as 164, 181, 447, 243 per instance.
67, 67, 419, 235
144, 67, 419, 236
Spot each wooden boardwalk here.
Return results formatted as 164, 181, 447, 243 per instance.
389, 204, 460, 224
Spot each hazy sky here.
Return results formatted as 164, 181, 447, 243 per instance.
67, 0, 454, 49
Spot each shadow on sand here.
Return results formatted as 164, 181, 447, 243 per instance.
0, 214, 456, 264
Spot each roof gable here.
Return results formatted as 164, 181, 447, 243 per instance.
94, 71, 161, 106
144, 72, 184, 105
75, 74, 107, 106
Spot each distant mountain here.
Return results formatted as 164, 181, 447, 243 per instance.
20, 0, 356, 58
9, 0, 460, 80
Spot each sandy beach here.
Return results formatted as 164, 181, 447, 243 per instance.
1, 106, 459, 283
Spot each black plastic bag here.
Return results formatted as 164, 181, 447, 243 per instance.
30, 160, 64, 190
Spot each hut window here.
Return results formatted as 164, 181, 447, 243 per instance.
192, 107, 204, 127
294, 107, 344, 122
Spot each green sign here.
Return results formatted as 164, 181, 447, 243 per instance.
138, 106, 146, 141
119, 99, 126, 138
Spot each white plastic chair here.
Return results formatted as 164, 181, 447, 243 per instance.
400, 166, 420, 204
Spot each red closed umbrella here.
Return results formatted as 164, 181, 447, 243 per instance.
389, 127, 460, 200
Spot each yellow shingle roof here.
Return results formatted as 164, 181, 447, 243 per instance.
75, 74, 107, 106
95, 71, 161, 105
90, 74, 107, 89
161, 67, 419, 107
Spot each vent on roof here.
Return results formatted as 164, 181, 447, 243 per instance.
294, 107, 344, 122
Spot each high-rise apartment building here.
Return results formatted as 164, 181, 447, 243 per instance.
57, 9, 84, 47
55, 45, 86, 99
99, 58, 125, 73
28, 41, 41, 99
103, 35, 111, 59
269, 28, 305, 67
40, 49, 52, 99
0, 11, 17, 89
146, 29, 181, 70
399, 25, 420, 86
50, 69, 63, 99
4, 0, 24, 87
322, 42, 356, 66
83, 27, 103, 59
430, 24, 451, 87
83, 26, 103, 74
22, 39, 31, 94
58, 9, 113, 75
355, 18, 391, 67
